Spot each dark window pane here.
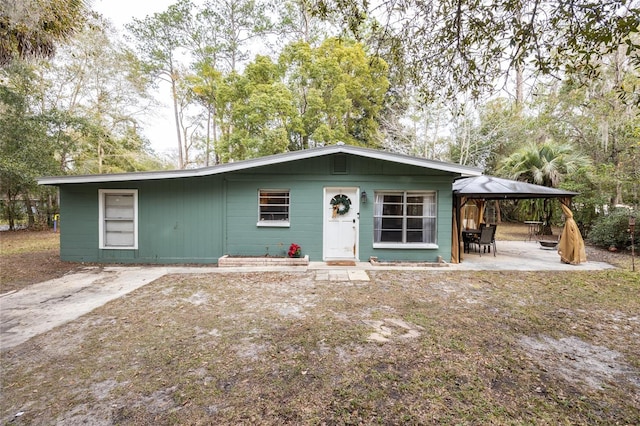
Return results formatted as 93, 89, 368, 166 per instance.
382, 203, 402, 216
381, 217, 402, 230
381, 230, 402, 242
261, 197, 288, 205
406, 204, 423, 216
262, 205, 288, 213
383, 195, 403, 203
406, 231, 424, 242
407, 218, 424, 229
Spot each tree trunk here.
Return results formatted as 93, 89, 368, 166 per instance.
6, 191, 16, 230
171, 73, 184, 169
205, 107, 211, 167
98, 139, 103, 174
541, 199, 553, 235
212, 105, 219, 165
515, 62, 524, 107
24, 193, 35, 229
48, 192, 54, 227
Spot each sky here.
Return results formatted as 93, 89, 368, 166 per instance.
91, 0, 177, 29
90, 0, 190, 157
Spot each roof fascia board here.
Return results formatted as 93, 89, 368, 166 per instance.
37, 145, 482, 185
341, 146, 482, 175
453, 176, 579, 199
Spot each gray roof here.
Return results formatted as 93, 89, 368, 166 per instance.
453, 175, 578, 199
38, 145, 482, 185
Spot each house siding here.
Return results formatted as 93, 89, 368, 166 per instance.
58, 153, 456, 264
60, 177, 224, 263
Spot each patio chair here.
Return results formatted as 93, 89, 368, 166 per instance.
478, 225, 496, 257
473, 223, 487, 252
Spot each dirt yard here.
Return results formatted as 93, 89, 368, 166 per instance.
1, 228, 639, 424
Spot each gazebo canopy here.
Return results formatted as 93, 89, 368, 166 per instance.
453, 175, 579, 200
450, 175, 585, 266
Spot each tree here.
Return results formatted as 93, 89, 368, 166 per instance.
126, 0, 191, 169
280, 38, 389, 149
175, 69, 209, 168
187, 62, 224, 166
449, 98, 534, 170
0, 0, 87, 66
199, 0, 275, 72
311, 0, 640, 104
41, 14, 161, 174
216, 56, 297, 161
276, 0, 331, 45
0, 62, 57, 229
498, 139, 592, 233
547, 47, 640, 207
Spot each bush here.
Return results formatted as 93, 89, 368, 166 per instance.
587, 208, 640, 250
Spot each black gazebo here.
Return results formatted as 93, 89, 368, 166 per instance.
451, 175, 582, 264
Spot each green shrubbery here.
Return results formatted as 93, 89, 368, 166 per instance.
587, 208, 639, 250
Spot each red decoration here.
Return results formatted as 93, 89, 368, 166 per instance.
288, 243, 301, 258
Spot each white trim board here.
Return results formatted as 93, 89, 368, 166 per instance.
38, 145, 482, 185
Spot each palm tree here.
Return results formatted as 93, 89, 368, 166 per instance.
498, 139, 591, 234
1, 0, 86, 66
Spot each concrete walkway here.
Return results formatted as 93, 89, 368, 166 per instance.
0, 267, 172, 350
0, 242, 614, 350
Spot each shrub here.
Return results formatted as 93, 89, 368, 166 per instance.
587, 208, 640, 250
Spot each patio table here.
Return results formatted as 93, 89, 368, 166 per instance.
462, 229, 481, 253
524, 221, 542, 241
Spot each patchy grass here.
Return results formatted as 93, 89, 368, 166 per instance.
2, 269, 639, 424
495, 221, 563, 241
2, 227, 639, 423
0, 230, 79, 293
0, 229, 60, 255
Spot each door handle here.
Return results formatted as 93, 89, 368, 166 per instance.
353, 218, 356, 223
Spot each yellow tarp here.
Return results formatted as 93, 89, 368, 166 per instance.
557, 201, 587, 265
451, 205, 459, 264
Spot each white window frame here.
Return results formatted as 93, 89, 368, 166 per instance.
257, 189, 290, 227
98, 189, 138, 249
373, 191, 438, 249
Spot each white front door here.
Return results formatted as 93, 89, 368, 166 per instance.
323, 187, 359, 260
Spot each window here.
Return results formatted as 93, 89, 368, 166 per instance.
258, 189, 290, 227
99, 189, 138, 249
374, 191, 437, 247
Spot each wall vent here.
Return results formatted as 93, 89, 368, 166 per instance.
332, 154, 348, 174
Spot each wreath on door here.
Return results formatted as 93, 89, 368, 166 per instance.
330, 194, 351, 218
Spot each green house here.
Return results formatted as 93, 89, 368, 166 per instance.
38, 145, 481, 264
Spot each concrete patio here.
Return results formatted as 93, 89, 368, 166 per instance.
452, 240, 614, 271
305, 240, 614, 272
